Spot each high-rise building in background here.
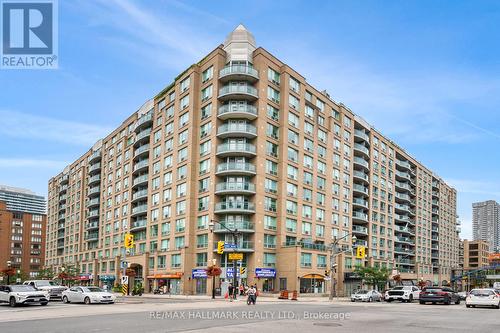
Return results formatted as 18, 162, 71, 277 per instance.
462, 239, 490, 269
473, 200, 500, 253
45, 25, 460, 295
0, 186, 46, 278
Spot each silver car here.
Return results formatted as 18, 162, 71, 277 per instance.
351, 289, 383, 302
62, 286, 116, 305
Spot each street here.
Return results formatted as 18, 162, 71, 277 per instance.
0, 298, 498, 333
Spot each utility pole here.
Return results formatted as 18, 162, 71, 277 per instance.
329, 234, 357, 301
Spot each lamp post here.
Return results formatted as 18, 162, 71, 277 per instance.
16, 269, 21, 284
329, 234, 357, 300
61, 267, 65, 286
209, 219, 239, 300
6, 261, 12, 284
211, 259, 217, 299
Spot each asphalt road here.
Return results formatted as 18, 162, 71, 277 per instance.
0, 299, 498, 333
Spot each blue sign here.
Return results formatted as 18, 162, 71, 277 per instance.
192, 269, 207, 279
225, 267, 241, 278
255, 268, 276, 278
224, 242, 237, 249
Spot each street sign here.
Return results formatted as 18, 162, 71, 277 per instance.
121, 276, 129, 285
324, 277, 331, 281
224, 242, 237, 249
228, 253, 243, 261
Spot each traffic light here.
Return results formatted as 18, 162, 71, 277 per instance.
124, 233, 134, 249
217, 241, 225, 254
356, 246, 366, 259
325, 270, 330, 276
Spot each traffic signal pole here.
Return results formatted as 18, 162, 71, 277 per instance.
232, 232, 238, 299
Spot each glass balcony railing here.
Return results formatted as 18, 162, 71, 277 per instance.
216, 143, 256, 155
218, 85, 258, 99
214, 201, 255, 213
215, 182, 256, 193
217, 123, 257, 137
216, 162, 256, 174
219, 65, 259, 79
354, 129, 370, 142
218, 104, 257, 119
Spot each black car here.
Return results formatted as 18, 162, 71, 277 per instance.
419, 287, 460, 305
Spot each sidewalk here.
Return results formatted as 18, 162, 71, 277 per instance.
114, 293, 350, 303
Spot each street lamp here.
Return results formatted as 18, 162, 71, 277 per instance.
211, 259, 217, 300
6, 261, 12, 284
16, 269, 21, 284
61, 267, 65, 286
329, 234, 357, 300
209, 219, 239, 300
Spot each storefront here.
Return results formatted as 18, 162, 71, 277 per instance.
147, 273, 183, 294
343, 272, 362, 297
255, 268, 276, 293
99, 275, 116, 290
192, 269, 207, 295
299, 274, 325, 294
77, 274, 92, 286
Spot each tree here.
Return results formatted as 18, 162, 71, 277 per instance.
393, 274, 402, 285
354, 266, 391, 290
36, 267, 55, 280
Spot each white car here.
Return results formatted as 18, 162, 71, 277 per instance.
0, 285, 50, 307
385, 286, 420, 303
351, 289, 383, 302
23, 280, 67, 300
62, 286, 116, 304
466, 289, 500, 309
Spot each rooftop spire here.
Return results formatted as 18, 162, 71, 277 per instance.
223, 24, 256, 63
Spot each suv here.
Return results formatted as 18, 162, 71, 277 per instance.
0, 285, 49, 307
23, 280, 67, 300
385, 286, 420, 302
419, 287, 460, 305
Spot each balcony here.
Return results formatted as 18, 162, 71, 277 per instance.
134, 144, 150, 159
354, 239, 368, 247
58, 214, 65, 222
394, 247, 415, 256
352, 198, 369, 209
217, 123, 257, 139
395, 226, 415, 235
214, 201, 255, 214
57, 223, 65, 230
282, 240, 328, 252
131, 204, 148, 217
352, 225, 368, 236
57, 241, 65, 249
213, 240, 254, 252
215, 181, 256, 195
134, 128, 151, 146
132, 189, 148, 203
88, 150, 101, 163
354, 129, 370, 142
58, 204, 66, 212
219, 65, 259, 82
353, 184, 369, 196
432, 181, 439, 189
217, 103, 257, 120
395, 192, 411, 203
58, 194, 67, 203
85, 232, 99, 241
395, 237, 414, 245
130, 219, 147, 232
88, 163, 101, 174
213, 220, 254, 233
218, 84, 258, 101
395, 204, 412, 215
395, 214, 412, 224
133, 159, 149, 174
353, 170, 369, 184
432, 191, 439, 198
353, 143, 370, 157
59, 174, 69, 185
396, 258, 413, 265
396, 159, 411, 171
86, 198, 100, 208
395, 181, 412, 192
86, 221, 99, 230
132, 174, 149, 188
59, 185, 68, 193
215, 162, 256, 176
134, 113, 153, 133
216, 143, 256, 157
88, 174, 101, 186
88, 209, 99, 218
395, 170, 411, 181
88, 186, 100, 197
352, 211, 369, 224
353, 157, 369, 170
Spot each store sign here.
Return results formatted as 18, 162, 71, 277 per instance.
228, 253, 243, 261
255, 268, 276, 278
192, 269, 207, 279
225, 267, 247, 278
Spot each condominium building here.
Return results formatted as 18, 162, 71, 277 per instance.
0, 186, 46, 278
463, 239, 490, 269
473, 200, 500, 253
45, 25, 460, 295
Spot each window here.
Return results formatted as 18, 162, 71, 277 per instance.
179, 112, 189, 126
286, 200, 297, 215
199, 178, 210, 193
288, 129, 299, 145
198, 196, 209, 211
175, 218, 185, 232
266, 160, 278, 176
265, 178, 278, 193
197, 215, 209, 230
178, 129, 188, 145
200, 122, 211, 138
263, 253, 276, 267
287, 183, 297, 197
202, 66, 213, 82
267, 86, 280, 103
196, 234, 208, 248
264, 216, 277, 230
289, 76, 300, 92
201, 85, 212, 101
180, 95, 190, 110
287, 165, 298, 180
199, 159, 210, 175
287, 147, 298, 162
267, 104, 279, 121
302, 205, 312, 219
268, 68, 280, 85
316, 224, 325, 237
201, 103, 212, 120
305, 105, 314, 118
302, 221, 312, 234
266, 123, 279, 139
200, 140, 211, 156
264, 197, 277, 212
317, 254, 327, 268
178, 147, 188, 163
264, 234, 276, 248
196, 253, 208, 267
176, 183, 187, 197
286, 218, 297, 232
301, 253, 312, 268
180, 77, 190, 92
289, 94, 299, 109
288, 112, 299, 128
266, 141, 278, 157
171, 254, 181, 268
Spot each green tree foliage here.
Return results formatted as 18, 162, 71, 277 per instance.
354, 266, 391, 290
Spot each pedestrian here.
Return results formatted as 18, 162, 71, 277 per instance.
239, 284, 244, 296
246, 284, 256, 305
228, 283, 234, 302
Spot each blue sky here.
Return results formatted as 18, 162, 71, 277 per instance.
1, 0, 499, 239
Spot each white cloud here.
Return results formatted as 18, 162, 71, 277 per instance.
0, 109, 112, 146
0, 158, 67, 168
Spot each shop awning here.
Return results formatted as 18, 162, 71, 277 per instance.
147, 272, 183, 279
301, 274, 325, 279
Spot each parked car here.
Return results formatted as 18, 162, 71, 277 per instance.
0, 285, 49, 307
419, 287, 460, 305
23, 280, 67, 300
62, 286, 116, 304
385, 286, 420, 302
351, 289, 383, 302
457, 291, 468, 300
465, 289, 500, 309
